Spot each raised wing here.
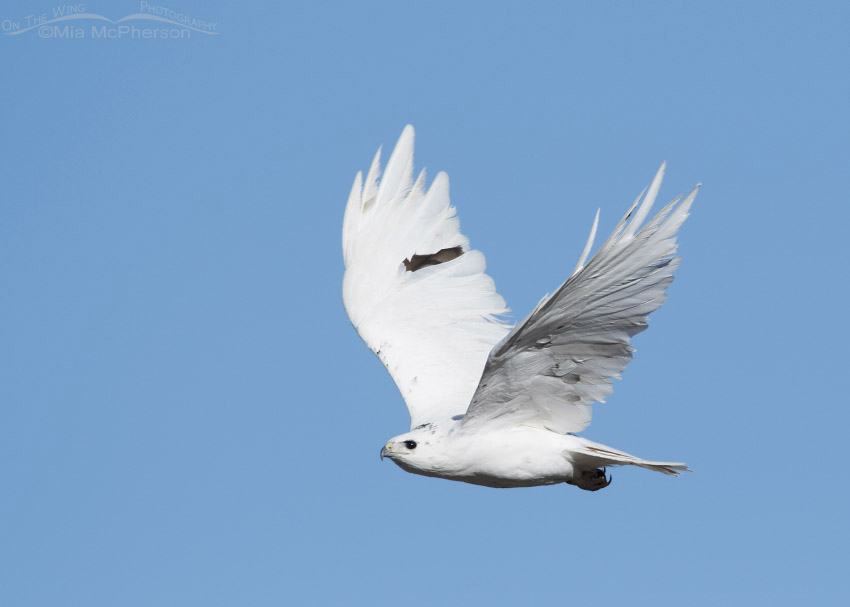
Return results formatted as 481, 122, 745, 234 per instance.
342, 126, 511, 429
461, 164, 698, 434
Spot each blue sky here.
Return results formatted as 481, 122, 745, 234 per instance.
1, 1, 847, 605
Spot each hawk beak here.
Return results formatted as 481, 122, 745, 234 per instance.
380, 442, 392, 461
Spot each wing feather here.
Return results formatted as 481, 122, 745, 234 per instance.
462, 166, 698, 434
342, 126, 512, 429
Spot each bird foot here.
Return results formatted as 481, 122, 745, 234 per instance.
568, 467, 613, 492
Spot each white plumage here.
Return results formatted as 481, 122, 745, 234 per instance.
343, 126, 697, 490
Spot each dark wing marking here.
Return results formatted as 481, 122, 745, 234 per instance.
403, 246, 464, 272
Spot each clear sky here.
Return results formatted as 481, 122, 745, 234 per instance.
1, 1, 847, 605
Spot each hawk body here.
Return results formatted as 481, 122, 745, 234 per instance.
344, 126, 696, 490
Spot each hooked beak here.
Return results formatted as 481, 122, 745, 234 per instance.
380, 441, 393, 461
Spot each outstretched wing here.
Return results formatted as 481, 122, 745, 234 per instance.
342, 126, 511, 429
461, 164, 698, 434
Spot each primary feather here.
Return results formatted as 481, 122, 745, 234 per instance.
462, 165, 699, 434
342, 126, 511, 429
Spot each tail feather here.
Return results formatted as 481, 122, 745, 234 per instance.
570, 439, 691, 477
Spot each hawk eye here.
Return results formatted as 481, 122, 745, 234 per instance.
403, 440, 417, 450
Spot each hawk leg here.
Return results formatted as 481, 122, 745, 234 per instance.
568, 467, 613, 492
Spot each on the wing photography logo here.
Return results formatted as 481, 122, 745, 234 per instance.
2, 2, 218, 39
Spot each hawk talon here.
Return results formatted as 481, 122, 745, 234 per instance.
571, 467, 613, 491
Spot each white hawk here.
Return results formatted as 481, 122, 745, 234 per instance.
342, 126, 696, 490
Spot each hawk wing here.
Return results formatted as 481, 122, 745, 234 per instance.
461, 164, 698, 434
342, 126, 511, 429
